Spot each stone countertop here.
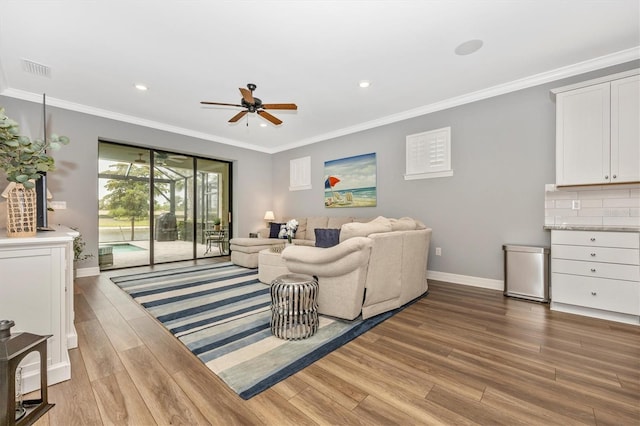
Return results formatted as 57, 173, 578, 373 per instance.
544, 225, 640, 233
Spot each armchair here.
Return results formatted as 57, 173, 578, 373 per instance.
281, 236, 373, 320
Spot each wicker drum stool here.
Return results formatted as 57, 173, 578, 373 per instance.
270, 274, 319, 340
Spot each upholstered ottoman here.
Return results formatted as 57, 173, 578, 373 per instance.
229, 237, 285, 268
258, 249, 291, 284
270, 274, 319, 340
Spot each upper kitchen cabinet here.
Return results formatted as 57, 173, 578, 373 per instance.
553, 71, 639, 186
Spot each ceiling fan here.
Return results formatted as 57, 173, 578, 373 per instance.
156, 152, 187, 165
200, 83, 297, 126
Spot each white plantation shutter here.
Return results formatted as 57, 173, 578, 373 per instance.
405, 127, 453, 180
289, 156, 312, 191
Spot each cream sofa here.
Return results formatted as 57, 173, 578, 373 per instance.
229, 216, 369, 268
230, 216, 431, 320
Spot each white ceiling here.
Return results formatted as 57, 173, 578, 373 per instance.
1, 1, 638, 154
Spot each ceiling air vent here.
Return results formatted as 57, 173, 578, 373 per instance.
21, 59, 51, 78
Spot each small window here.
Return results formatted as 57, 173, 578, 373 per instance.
290, 156, 312, 191
405, 127, 453, 180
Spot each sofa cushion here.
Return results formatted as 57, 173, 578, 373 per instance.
339, 216, 393, 242
414, 219, 427, 230
315, 228, 341, 248
390, 217, 418, 231
306, 217, 329, 242
269, 222, 285, 238
327, 216, 354, 229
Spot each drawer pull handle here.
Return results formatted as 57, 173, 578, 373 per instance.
590, 268, 596, 272
590, 253, 596, 257
591, 291, 597, 296
590, 237, 596, 242
605, 175, 609, 180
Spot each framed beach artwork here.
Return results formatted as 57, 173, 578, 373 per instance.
324, 153, 377, 208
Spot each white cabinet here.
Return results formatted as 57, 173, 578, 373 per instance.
611, 76, 640, 183
554, 71, 639, 186
550, 230, 640, 324
0, 226, 78, 392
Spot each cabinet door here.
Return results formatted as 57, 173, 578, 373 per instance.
556, 82, 610, 185
611, 75, 640, 183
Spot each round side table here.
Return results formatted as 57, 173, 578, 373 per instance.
270, 274, 319, 340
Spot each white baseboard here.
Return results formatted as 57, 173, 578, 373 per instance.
75, 266, 100, 277
427, 270, 504, 291
21, 359, 71, 394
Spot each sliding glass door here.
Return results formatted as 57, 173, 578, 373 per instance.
197, 158, 230, 257
98, 141, 231, 270
153, 151, 195, 263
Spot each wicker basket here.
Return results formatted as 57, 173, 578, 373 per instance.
5, 183, 37, 237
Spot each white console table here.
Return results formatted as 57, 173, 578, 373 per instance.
0, 226, 78, 392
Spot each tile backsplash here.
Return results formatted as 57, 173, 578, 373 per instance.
545, 183, 640, 228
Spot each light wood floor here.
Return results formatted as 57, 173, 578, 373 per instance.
33, 259, 639, 425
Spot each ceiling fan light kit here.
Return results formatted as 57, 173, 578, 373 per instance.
201, 83, 297, 126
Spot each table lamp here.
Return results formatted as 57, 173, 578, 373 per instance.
264, 211, 275, 227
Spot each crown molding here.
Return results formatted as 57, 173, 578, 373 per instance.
2, 47, 638, 155
271, 47, 640, 153
0, 88, 273, 153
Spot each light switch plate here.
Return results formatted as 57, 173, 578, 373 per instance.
572, 200, 581, 210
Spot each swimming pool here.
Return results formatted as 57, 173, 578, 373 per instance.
103, 243, 147, 253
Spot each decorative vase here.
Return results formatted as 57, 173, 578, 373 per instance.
5, 183, 37, 237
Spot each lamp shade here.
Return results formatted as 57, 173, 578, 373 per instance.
264, 211, 275, 221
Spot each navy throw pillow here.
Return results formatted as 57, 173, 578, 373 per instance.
315, 228, 341, 248
269, 223, 285, 239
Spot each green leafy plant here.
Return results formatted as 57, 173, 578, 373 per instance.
0, 107, 70, 189
72, 227, 94, 261
213, 217, 222, 226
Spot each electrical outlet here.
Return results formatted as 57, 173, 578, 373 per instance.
572, 200, 581, 210
435, 247, 442, 256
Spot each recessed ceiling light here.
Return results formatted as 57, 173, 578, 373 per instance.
260, 123, 267, 127
134, 83, 148, 91
454, 39, 484, 56
359, 80, 371, 88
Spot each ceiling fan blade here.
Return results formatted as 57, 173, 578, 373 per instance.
229, 110, 248, 123
257, 110, 282, 125
262, 103, 298, 110
201, 101, 243, 107
239, 88, 255, 104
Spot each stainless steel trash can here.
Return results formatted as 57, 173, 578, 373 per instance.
503, 244, 550, 302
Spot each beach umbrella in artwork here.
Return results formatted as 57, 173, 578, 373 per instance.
324, 176, 340, 189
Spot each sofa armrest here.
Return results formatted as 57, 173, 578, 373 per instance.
281, 236, 372, 277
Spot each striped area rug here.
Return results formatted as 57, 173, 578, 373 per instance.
111, 261, 408, 399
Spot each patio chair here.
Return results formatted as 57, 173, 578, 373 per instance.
205, 226, 229, 255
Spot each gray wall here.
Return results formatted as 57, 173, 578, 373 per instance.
272, 61, 639, 281
0, 95, 273, 269
0, 60, 637, 278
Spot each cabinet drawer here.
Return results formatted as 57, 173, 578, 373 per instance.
551, 230, 639, 249
551, 244, 639, 265
552, 259, 640, 281
552, 273, 640, 315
